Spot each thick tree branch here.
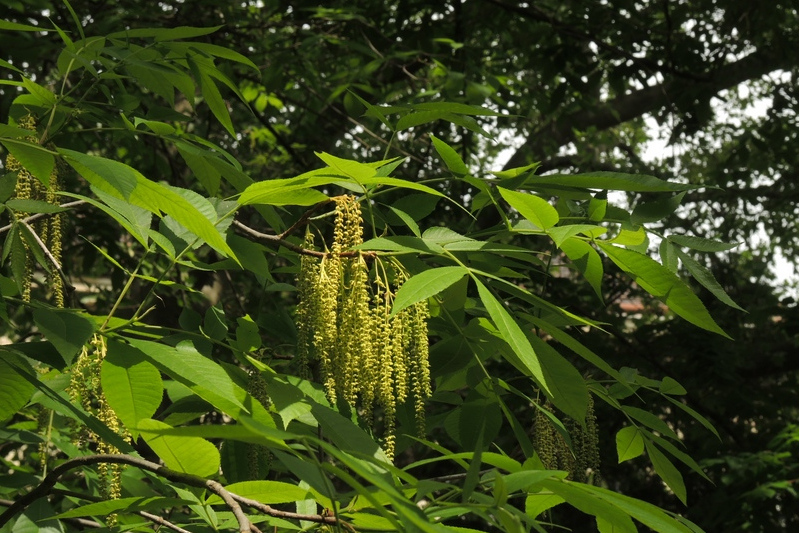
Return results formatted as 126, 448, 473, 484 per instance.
503, 50, 796, 170
0, 454, 341, 530
481, 0, 708, 82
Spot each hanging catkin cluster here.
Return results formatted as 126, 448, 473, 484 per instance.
5, 114, 64, 306
532, 395, 600, 483
246, 350, 272, 479
67, 335, 130, 517
296, 195, 431, 460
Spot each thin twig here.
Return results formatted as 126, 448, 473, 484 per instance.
0, 200, 86, 234
278, 201, 330, 240
48, 490, 194, 533
18, 220, 75, 295
0, 454, 343, 530
0, 498, 101, 529
233, 219, 374, 259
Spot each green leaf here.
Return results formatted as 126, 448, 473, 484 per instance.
0, 350, 37, 422
32, 309, 96, 365
21, 77, 58, 106
53, 497, 194, 519
237, 174, 337, 205
645, 441, 687, 504
548, 225, 607, 247
474, 278, 550, 395
527, 172, 698, 192
249, 187, 329, 206
316, 151, 377, 181
116, 339, 248, 416
64, 189, 152, 247
101, 346, 163, 429
499, 188, 559, 230
660, 238, 679, 272
539, 480, 637, 533
529, 336, 588, 421
542, 480, 692, 533
206, 481, 312, 505
525, 492, 565, 518
0, 140, 54, 187
615, 426, 645, 463
9, 359, 136, 454
171, 42, 259, 71
358, 176, 448, 199
60, 149, 235, 259
177, 144, 221, 195
659, 377, 687, 396
675, 248, 745, 311
108, 25, 223, 41
358, 236, 443, 254
631, 192, 686, 225
5, 199, 67, 214
559, 237, 603, 301
197, 70, 235, 136
430, 134, 468, 175
588, 194, 607, 222
524, 316, 631, 392
621, 406, 680, 441
664, 396, 719, 439
396, 110, 446, 131
138, 418, 220, 477
597, 242, 729, 337
310, 403, 391, 465
610, 227, 647, 246
0, 20, 54, 32
391, 266, 467, 316
668, 235, 739, 252
412, 102, 503, 116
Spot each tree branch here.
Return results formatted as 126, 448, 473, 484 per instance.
0, 454, 341, 530
233, 219, 375, 259
503, 50, 796, 171
0, 200, 86, 235
480, 0, 708, 82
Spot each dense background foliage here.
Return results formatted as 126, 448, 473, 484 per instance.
1, 1, 797, 532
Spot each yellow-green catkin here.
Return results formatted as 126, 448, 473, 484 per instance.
533, 401, 558, 470
566, 395, 601, 483
67, 335, 130, 516
533, 396, 601, 483
246, 355, 272, 479
296, 231, 320, 380
294, 196, 432, 461
5, 114, 64, 306
6, 115, 39, 302
44, 166, 64, 308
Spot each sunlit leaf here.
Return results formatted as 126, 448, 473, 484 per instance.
391, 266, 467, 316
499, 187, 559, 230
138, 418, 220, 477
615, 426, 645, 463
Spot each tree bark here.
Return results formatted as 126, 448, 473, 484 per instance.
503, 50, 796, 170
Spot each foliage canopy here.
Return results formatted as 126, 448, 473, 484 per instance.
1, 2, 797, 533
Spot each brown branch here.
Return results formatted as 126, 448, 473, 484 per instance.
0, 454, 341, 530
278, 201, 330, 240
480, 0, 708, 82
0, 200, 86, 235
233, 219, 375, 259
0, 498, 101, 529
503, 49, 796, 171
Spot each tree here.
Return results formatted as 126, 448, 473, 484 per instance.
1, 1, 796, 532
